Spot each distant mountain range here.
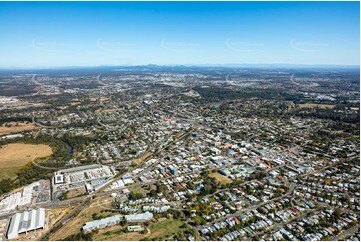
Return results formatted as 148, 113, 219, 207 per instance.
0, 64, 359, 73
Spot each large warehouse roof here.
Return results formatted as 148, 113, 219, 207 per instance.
7, 208, 45, 240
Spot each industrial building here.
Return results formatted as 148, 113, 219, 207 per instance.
124, 211, 153, 223
53, 164, 114, 191
54, 174, 64, 184
7, 208, 45, 240
0, 180, 50, 214
82, 215, 120, 232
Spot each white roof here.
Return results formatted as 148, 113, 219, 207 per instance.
124, 212, 153, 222
7, 208, 45, 239
83, 215, 120, 231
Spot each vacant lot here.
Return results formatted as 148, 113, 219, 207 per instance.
132, 151, 153, 166
0, 143, 53, 179
50, 195, 116, 241
129, 185, 150, 196
70, 102, 81, 106
209, 172, 232, 184
298, 103, 335, 109
94, 108, 118, 114
0, 122, 37, 135
90, 97, 109, 102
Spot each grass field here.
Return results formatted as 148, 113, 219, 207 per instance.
70, 102, 81, 106
132, 152, 153, 165
94, 108, 118, 114
57, 106, 68, 110
90, 97, 109, 102
298, 103, 335, 109
49, 195, 116, 241
209, 172, 232, 184
93, 218, 186, 241
0, 122, 37, 136
51, 194, 187, 241
64, 187, 87, 199
0, 143, 53, 179
128, 186, 149, 195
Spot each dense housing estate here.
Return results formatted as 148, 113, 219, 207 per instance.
0, 66, 359, 241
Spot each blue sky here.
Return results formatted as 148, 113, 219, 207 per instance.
0, 1, 359, 67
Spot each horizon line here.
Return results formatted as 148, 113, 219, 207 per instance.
0, 63, 360, 70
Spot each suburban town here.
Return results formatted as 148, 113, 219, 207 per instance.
0, 66, 359, 241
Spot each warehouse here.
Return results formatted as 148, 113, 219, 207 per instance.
7, 208, 45, 239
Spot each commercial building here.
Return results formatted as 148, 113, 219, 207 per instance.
53, 164, 114, 190
82, 215, 120, 232
0, 180, 50, 213
7, 208, 45, 240
124, 212, 153, 223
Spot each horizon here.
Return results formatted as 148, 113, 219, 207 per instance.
0, 63, 360, 71
0, 1, 360, 68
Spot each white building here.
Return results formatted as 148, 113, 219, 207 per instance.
54, 175, 64, 184
128, 225, 144, 232
7, 208, 45, 239
124, 212, 153, 223
83, 215, 120, 232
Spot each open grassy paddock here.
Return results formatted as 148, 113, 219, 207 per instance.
132, 152, 153, 166
298, 103, 336, 109
209, 171, 233, 184
93, 218, 187, 241
49, 195, 117, 241
0, 143, 53, 179
0, 122, 37, 136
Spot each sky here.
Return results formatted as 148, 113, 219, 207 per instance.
0, 1, 359, 68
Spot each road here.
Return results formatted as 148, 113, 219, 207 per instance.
194, 154, 359, 233
196, 183, 296, 230
331, 225, 359, 241
249, 207, 326, 239
4, 104, 359, 240
32, 116, 63, 129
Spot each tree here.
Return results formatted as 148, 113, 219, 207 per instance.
148, 189, 157, 197
129, 191, 144, 200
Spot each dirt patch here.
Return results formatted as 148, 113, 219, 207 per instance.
65, 187, 87, 199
